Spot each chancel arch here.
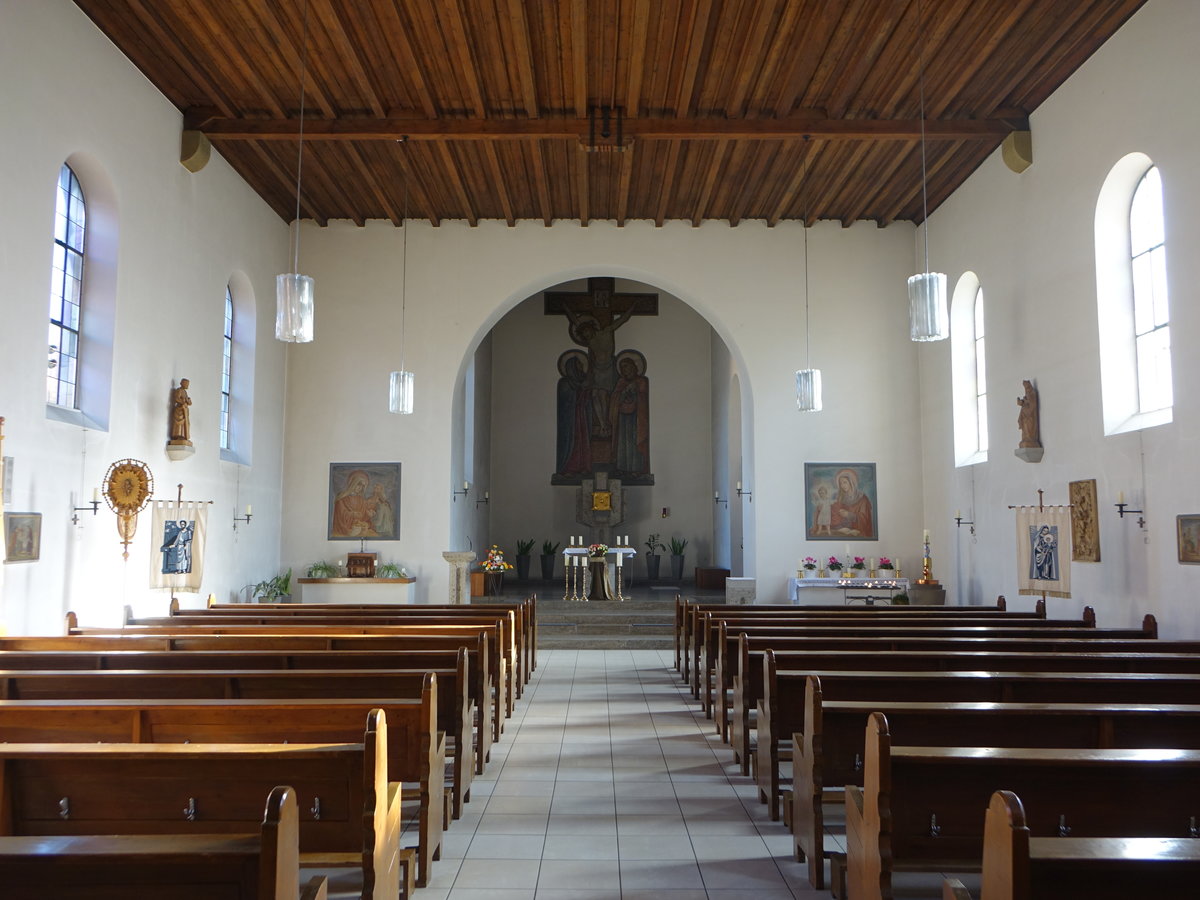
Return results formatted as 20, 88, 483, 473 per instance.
449, 271, 756, 584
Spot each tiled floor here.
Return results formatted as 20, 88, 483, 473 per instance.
417, 648, 833, 900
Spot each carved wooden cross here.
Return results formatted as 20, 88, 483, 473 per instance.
543, 277, 658, 328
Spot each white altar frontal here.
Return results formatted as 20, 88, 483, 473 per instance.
787, 576, 910, 605
296, 577, 416, 604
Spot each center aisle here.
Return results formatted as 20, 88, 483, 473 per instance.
423, 648, 827, 900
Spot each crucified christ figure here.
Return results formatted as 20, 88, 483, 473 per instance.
564, 303, 636, 436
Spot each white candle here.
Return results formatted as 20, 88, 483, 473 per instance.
616, 552, 623, 567
923, 529, 930, 542
484, 491, 489, 500
463, 481, 469, 491
245, 504, 252, 516
92, 488, 100, 503
955, 509, 961, 519
844, 543, 850, 557
736, 480, 742, 491
1118, 490, 1125, 504
870, 558, 876, 569
715, 492, 719, 500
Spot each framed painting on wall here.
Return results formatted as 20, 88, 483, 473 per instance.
1177, 515, 1200, 564
327, 463, 400, 541
4, 512, 41, 563
804, 463, 878, 540
1069, 478, 1101, 562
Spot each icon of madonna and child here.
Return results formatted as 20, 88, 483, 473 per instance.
327, 463, 401, 540
804, 463, 878, 540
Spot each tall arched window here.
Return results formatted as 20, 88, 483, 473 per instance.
1129, 167, 1171, 413
48, 164, 85, 408
950, 272, 987, 466
1096, 153, 1172, 434
220, 285, 234, 449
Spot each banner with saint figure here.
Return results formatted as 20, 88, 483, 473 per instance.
1015, 505, 1071, 598
149, 499, 208, 592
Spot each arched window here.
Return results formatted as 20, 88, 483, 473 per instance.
48, 164, 85, 408
220, 285, 234, 450
950, 272, 987, 466
1129, 167, 1171, 413
1096, 153, 1172, 434
221, 273, 256, 464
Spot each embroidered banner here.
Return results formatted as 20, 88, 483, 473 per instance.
149, 499, 208, 592
1015, 505, 1072, 598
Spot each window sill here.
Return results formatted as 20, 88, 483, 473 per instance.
1106, 406, 1172, 436
45, 403, 107, 431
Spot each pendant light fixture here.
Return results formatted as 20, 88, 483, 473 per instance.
276, 0, 314, 343
389, 139, 415, 414
796, 137, 822, 412
908, 0, 948, 342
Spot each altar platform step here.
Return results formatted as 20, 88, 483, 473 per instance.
514, 592, 724, 650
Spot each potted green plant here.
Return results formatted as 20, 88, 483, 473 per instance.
540, 540, 560, 581
305, 561, 338, 578
376, 562, 407, 579
668, 537, 689, 582
252, 568, 292, 603
514, 538, 535, 581
644, 533, 665, 581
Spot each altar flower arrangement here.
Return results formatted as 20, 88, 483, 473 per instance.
802, 557, 818, 571
878, 557, 895, 570
482, 545, 513, 572
826, 556, 844, 571
850, 556, 867, 571
587, 543, 609, 557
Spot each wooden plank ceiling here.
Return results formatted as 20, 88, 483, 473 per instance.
73, 0, 1146, 227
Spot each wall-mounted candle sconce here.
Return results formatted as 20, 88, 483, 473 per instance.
736, 481, 752, 502
453, 481, 469, 502
233, 504, 253, 530
1114, 491, 1145, 528
476, 491, 490, 508
954, 510, 975, 536
72, 488, 101, 524
714, 491, 728, 508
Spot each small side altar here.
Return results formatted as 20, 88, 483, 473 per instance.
788, 576, 909, 604
296, 576, 416, 604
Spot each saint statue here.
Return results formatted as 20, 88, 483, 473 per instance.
169, 378, 192, 445
1017, 379, 1041, 448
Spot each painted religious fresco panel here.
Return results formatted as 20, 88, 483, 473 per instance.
327, 462, 400, 541
804, 463, 878, 540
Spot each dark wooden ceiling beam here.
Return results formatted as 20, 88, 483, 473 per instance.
435, 143, 478, 226
529, 140, 553, 226
654, 141, 682, 227
244, 0, 335, 118
576, 149, 590, 226
342, 142, 402, 226
675, 0, 715, 117
690, 139, 729, 227
378, 1, 438, 119
125, 0, 238, 117
504, 0, 541, 118
483, 144, 516, 226
624, 0, 651, 117
312, 1, 385, 117
616, 147, 634, 226
444, 0, 488, 118
246, 141, 326, 226
191, 114, 1024, 141
569, 0, 588, 117
725, 0, 779, 118
177, 0, 288, 118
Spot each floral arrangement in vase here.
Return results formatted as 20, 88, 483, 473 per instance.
802, 556, 818, 571
878, 557, 895, 571
587, 543, 609, 557
482, 545, 513, 572
826, 556, 844, 572
850, 556, 867, 571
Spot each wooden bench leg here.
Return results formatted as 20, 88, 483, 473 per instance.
830, 852, 847, 900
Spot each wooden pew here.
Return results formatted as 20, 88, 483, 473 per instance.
756, 653, 1200, 821
728, 632, 1200, 777
0, 640, 486, 797
702, 612, 1157, 722
844, 713, 1200, 900
676, 595, 1021, 682
0, 684, 444, 886
138, 605, 528, 700
792, 674, 1200, 888
86, 613, 518, 724
940, 790, 1200, 900
195, 596, 537, 686
0, 785, 328, 900
0, 710, 405, 900
46, 626, 506, 749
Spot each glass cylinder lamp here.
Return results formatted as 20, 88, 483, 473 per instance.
389, 369, 415, 415
275, 273, 314, 343
908, 271, 949, 342
796, 368, 822, 412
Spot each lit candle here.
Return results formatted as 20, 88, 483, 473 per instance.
92, 488, 100, 503
1118, 490, 1125, 504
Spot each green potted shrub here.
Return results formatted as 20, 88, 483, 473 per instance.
252, 568, 292, 603
540, 540, 560, 581
376, 562, 407, 579
668, 537, 689, 582
514, 538, 535, 581
644, 533, 665, 581
305, 561, 338, 578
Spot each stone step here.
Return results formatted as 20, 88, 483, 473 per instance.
537, 633, 673, 650
538, 622, 673, 635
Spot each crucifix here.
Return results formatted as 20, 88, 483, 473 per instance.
546, 278, 657, 483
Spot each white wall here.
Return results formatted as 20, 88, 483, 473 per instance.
0, 0, 289, 633
281, 217, 926, 602
919, 0, 1200, 637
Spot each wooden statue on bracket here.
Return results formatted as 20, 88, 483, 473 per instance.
1014, 379, 1044, 463
103, 458, 153, 559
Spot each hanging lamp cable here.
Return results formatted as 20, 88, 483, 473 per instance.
291, 0, 310, 273
917, 0, 930, 275
802, 137, 811, 369
400, 140, 408, 372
